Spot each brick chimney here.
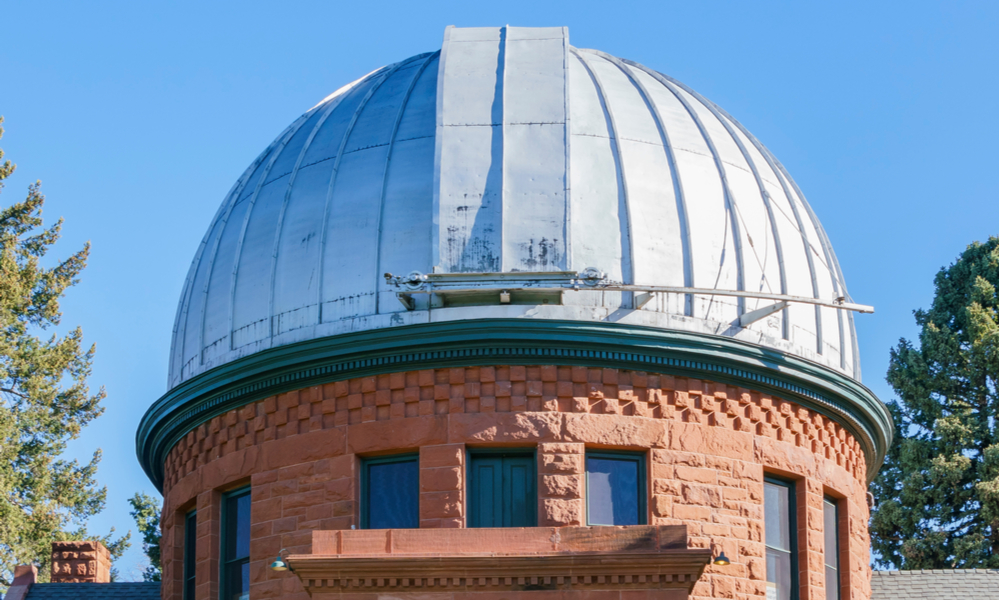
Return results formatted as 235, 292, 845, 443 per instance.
50, 541, 111, 583
4, 565, 38, 600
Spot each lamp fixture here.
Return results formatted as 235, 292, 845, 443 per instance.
270, 548, 291, 572
713, 551, 731, 566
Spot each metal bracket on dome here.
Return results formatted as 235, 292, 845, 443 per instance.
738, 301, 790, 328
384, 270, 587, 311
384, 269, 875, 315
385, 269, 597, 292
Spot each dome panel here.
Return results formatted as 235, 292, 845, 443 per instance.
168, 25, 863, 390
567, 53, 625, 285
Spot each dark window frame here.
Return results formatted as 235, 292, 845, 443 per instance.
220, 486, 251, 600
466, 448, 537, 528
585, 450, 647, 526
360, 453, 420, 529
823, 496, 841, 600
183, 510, 197, 600
763, 475, 799, 600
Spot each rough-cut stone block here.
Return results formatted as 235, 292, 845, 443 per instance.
541, 498, 584, 526
421, 466, 462, 492
347, 416, 447, 453
420, 491, 464, 519
541, 453, 583, 474
421, 444, 464, 468
541, 474, 582, 498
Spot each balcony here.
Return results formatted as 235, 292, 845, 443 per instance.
287, 525, 710, 598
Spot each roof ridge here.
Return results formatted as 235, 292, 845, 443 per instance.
872, 569, 1000, 575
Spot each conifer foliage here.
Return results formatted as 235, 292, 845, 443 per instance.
128, 493, 161, 582
0, 119, 128, 588
870, 237, 999, 569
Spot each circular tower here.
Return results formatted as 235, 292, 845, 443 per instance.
138, 26, 891, 600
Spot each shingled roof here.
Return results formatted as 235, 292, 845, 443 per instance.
871, 569, 998, 600
22, 582, 161, 599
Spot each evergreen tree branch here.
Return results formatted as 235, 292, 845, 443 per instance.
870, 237, 999, 570
0, 118, 129, 592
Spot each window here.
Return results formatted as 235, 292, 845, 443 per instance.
824, 498, 841, 600
221, 488, 250, 600
468, 451, 536, 527
764, 478, 798, 600
361, 454, 419, 529
586, 451, 646, 526
183, 510, 196, 600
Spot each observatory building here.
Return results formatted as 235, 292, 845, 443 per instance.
137, 26, 892, 600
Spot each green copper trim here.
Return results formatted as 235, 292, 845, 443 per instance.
137, 319, 893, 491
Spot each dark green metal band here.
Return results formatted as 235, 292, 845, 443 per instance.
136, 319, 893, 491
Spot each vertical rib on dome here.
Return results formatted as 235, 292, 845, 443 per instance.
599, 53, 694, 314
626, 62, 790, 339
570, 48, 635, 290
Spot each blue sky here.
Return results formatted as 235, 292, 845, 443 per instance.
1, 0, 996, 576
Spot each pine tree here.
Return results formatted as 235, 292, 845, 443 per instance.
0, 118, 129, 589
870, 237, 999, 569
128, 493, 161, 582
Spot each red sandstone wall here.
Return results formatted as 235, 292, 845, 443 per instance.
160, 366, 871, 600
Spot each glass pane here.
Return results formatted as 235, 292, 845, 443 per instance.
225, 492, 251, 560
764, 482, 790, 551
587, 456, 640, 525
367, 459, 418, 529
825, 566, 839, 600
766, 547, 793, 600
184, 512, 196, 572
824, 499, 839, 600
225, 560, 249, 600
588, 469, 613, 525
184, 511, 197, 599
824, 500, 838, 567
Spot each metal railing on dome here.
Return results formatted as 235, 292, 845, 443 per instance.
384, 269, 874, 327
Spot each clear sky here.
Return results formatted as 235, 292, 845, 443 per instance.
1, 0, 997, 577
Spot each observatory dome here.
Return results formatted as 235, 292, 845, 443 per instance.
168, 25, 864, 390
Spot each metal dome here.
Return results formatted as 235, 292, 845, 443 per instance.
168, 25, 868, 390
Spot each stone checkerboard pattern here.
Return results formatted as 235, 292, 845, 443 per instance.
164, 366, 867, 487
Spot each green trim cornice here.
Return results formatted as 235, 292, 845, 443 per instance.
137, 319, 893, 490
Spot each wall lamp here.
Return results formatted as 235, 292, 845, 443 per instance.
270, 548, 292, 572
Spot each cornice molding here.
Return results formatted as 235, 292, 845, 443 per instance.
137, 319, 893, 490
288, 524, 710, 594
286, 552, 712, 593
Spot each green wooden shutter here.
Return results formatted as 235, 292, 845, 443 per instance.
503, 455, 535, 526
469, 452, 536, 527
470, 456, 503, 527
